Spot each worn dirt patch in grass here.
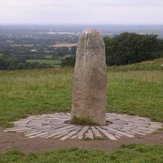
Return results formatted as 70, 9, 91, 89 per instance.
0, 127, 163, 154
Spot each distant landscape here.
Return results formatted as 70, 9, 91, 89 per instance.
0, 25, 163, 70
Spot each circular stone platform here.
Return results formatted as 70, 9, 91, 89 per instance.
4, 113, 162, 141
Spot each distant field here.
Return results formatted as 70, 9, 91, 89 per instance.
44, 55, 53, 59
26, 59, 62, 66
0, 58, 162, 127
53, 43, 77, 48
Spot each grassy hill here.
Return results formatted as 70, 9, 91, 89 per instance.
0, 58, 163, 162
109, 58, 163, 71
0, 58, 162, 127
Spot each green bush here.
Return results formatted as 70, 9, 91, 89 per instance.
104, 33, 161, 66
62, 56, 75, 67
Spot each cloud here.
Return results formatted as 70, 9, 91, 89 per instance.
92, 0, 163, 7
1, 0, 163, 7
0, 0, 163, 24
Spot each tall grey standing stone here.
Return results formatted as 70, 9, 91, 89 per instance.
71, 29, 107, 125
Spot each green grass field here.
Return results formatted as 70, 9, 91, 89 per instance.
0, 58, 163, 162
109, 58, 163, 71
44, 55, 53, 59
0, 144, 163, 163
26, 59, 62, 66
0, 58, 163, 127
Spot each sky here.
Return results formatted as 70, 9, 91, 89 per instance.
0, 0, 163, 25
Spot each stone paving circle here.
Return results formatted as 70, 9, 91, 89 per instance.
4, 113, 162, 141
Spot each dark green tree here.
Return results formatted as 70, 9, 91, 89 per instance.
104, 33, 160, 66
61, 56, 76, 67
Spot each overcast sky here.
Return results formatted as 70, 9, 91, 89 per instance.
0, 0, 163, 25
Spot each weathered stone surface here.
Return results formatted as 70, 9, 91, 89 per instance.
85, 129, 93, 139
71, 29, 107, 125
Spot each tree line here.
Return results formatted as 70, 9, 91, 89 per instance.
104, 32, 163, 66
0, 54, 51, 70
62, 32, 163, 67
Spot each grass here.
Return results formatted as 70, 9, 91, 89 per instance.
0, 59, 163, 162
109, 58, 163, 71
0, 68, 73, 127
0, 58, 162, 127
108, 70, 163, 121
26, 59, 62, 66
71, 117, 97, 125
0, 144, 163, 163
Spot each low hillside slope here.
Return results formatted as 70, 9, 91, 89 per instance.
109, 58, 163, 71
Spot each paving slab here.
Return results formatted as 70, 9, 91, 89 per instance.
4, 113, 162, 140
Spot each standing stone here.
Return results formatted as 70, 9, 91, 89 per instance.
71, 29, 107, 125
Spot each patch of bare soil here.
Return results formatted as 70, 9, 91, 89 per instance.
0, 127, 163, 153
